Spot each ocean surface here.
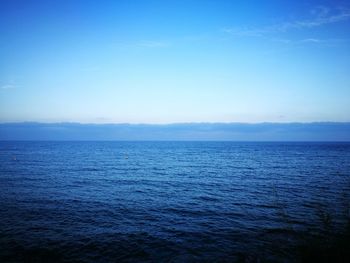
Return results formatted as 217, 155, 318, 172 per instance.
0, 141, 349, 262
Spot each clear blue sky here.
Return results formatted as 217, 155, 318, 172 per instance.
1, 0, 349, 123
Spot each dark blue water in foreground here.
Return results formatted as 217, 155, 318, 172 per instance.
1, 142, 350, 262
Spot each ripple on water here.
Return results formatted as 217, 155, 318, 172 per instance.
1, 141, 350, 262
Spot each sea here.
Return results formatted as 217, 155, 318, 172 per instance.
0, 141, 349, 262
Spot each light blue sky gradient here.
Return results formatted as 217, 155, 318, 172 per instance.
1, 0, 350, 123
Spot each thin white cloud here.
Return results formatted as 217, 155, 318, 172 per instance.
288, 9, 350, 30
310, 6, 330, 17
1, 84, 16, 90
299, 38, 321, 43
221, 27, 263, 37
223, 6, 350, 37
270, 38, 293, 44
272, 37, 348, 45
136, 40, 169, 48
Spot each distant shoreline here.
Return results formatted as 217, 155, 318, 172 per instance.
1, 122, 350, 141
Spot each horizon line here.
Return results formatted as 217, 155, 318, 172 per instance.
1, 121, 350, 126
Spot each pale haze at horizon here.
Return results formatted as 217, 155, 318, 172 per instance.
1, 0, 349, 124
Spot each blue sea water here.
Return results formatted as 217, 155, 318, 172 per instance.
0, 141, 349, 262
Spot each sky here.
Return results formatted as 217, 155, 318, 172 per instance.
0, 0, 350, 124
